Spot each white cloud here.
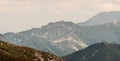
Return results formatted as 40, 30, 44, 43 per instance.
0, 0, 120, 13
0, 0, 120, 33
100, 2, 120, 11
0, 0, 120, 20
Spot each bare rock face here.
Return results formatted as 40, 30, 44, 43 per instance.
34, 51, 63, 61
0, 40, 64, 61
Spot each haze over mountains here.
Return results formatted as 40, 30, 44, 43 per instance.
0, 21, 88, 56
79, 11, 120, 26
63, 42, 120, 61
1, 11, 120, 57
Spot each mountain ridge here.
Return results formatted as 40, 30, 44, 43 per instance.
63, 42, 120, 61
0, 21, 87, 56
1, 20, 120, 56
1, 11, 120, 56
79, 11, 120, 26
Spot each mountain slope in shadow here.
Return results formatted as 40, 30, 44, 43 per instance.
63, 42, 120, 61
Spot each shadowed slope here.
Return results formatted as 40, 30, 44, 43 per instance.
63, 42, 120, 61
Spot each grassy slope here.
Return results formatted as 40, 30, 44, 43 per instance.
0, 40, 63, 61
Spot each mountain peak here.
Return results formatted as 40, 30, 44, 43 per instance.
79, 11, 120, 26
41, 21, 77, 30
46, 21, 75, 26
89, 42, 112, 49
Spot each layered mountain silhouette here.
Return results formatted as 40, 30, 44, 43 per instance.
1, 11, 120, 57
0, 40, 63, 61
1, 20, 120, 56
79, 11, 120, 26
63, 42, 120, 61
0, 21, 88, 56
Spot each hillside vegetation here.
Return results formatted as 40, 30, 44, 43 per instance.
0, 40, 63, 61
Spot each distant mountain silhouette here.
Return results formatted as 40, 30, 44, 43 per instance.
1, 11, 120, 57
63, 42, 120, 61
1, 20, 120, 57
1, 20, 120, 56
79, 11, 120, 26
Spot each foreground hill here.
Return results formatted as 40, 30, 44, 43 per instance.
0, 40, 63, 61
63, 42, 120, 61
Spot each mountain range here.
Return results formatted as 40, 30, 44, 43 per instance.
0, 21, 88, 56
63, 42, 120, 61
0, 40, 63, 61
1, 11, 120, 57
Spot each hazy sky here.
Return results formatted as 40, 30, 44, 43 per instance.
0, 0, 120, 33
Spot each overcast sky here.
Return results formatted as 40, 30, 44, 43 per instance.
0, 0, 120, 33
